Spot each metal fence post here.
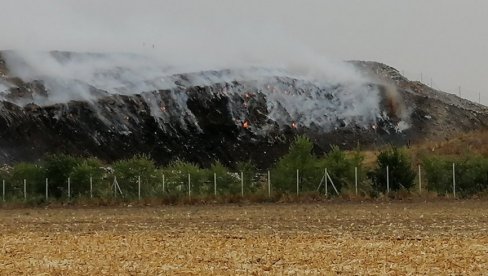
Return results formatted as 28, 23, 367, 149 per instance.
45, 178, 49, 201
67, 177, 71, 199
452, 163, 456, 198
418, 164, 422, 193
296, 169, 299, 196
23, 179, 26, 201
214, 173, 217, 196
267, 170, 271, 198
113, 176, 117, 198
2, 179, 5, 202
241, 171, 244, 197
325, 168, 328, 196
90, 176, 93, 198
354, 167, 358, 196
188, 173, 191, 200
162, 174, 165, 194
138, 175, 141, 200
386, 166, 390, 193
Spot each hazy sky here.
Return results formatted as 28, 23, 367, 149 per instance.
1, 0, 487, 104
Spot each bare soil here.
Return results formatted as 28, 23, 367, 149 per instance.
0, 201, 487, 274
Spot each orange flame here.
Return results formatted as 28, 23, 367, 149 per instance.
242, 120, 250, 129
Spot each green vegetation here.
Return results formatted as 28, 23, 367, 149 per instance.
423, 154, 488, 197
368, 147, 416, 193
0, 134, 487, 205
44, 154, 81, 198
70, 158, 105, 197
272, 136, 322, 193
10, 163, 44, 199
321, 146, 365, 193
113, 154, 157, 198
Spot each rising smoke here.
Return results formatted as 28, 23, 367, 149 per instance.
0, 1, 408, 132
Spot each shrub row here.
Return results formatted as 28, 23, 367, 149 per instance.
0, 155, 256, 200
1, 136, 487, 202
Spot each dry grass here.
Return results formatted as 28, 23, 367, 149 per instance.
411, 130, 488, 158
0, 201, 487, 274
350, 130, 488, 168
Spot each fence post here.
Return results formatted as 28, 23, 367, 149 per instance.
267, 170, 271, 198
325, 168, 328, 196
452, 163, 456, 198
241, 171, 244, 197
213, 173, 217, 196
138, 176, 141, 200
113, 176, 117, 198
386, 166, 390, 194
296, 169, 299, 196
2, 179, 5, 202
355, 167, 358, 196
23, 179, 26, 201
113, 176, 123, 198
188, 173, 191, 200
67, 177, 71, 199
418, 164, 422, 193
90, 176, 93, 198
45, 178, 49, 201
162, 174, 165, 194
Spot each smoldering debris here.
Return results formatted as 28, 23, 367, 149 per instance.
0, 51, 387, 132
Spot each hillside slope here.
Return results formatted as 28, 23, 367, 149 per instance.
0, 51, 487, 167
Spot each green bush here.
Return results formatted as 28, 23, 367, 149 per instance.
113, 154, 157, 198
456, 156, 488, 196
272, 135, 322, 193
209, 161, 240, 195
368, 147, 416, 193
1, 147, 487, 204
9, 163, 45, 199
423, 155, 488, 197
236, 160, 258, 194
320, 146, 365, 193
43, 154, 81, 198
161, 160, 210, 196
70, 158, 106, 197
422, 156, 452, 194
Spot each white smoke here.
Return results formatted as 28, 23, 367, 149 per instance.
0, 83, 8, 92
0, 1, 399, 132
0, 49, 387, 132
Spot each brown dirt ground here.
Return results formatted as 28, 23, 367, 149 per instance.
0, 201, 487, 275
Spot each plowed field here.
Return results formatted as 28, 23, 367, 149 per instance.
1, 201, 487, 274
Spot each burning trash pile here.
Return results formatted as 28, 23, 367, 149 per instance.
0, 51, 486, 167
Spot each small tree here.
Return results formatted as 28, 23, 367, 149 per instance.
9, 163, 45, 199
321, 146, 365, 193
456, 156, 488, 197
70, 157, 105, 197
369, 147, 415, 193
113, 154, 157, 198
43, 154, 81, 198
236, 160, 257, 194
272, 135, 322, 193
422, 156, 452, 194
209, 161, 240, 195
424, 155, 488, 197
161, 160, 210, 195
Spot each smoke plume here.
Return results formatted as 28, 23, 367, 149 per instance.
0, 1, 408, 132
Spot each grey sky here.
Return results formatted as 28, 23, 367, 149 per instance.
1, 0, 487, 104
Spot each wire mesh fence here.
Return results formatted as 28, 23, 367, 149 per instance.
1, 163, 478, 204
